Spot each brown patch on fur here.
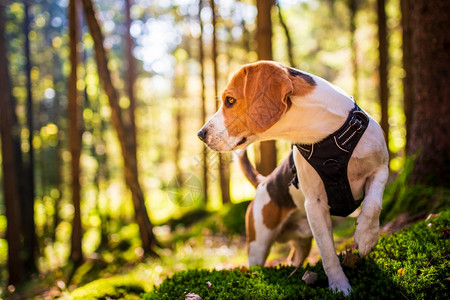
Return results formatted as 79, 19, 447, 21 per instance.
221, 61, 316, 136
246, 200, 256, 243
262, 199, 295, 229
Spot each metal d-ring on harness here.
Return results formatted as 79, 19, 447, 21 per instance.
291, 102, 370, 217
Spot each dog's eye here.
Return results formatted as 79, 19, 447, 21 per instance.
225, 96, 236, 108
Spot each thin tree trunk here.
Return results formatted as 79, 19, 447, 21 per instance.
256, 0, 277, 176
377, 0, 390, 148
349, 0, 359, 100
68, 0, 83, 264
276, 1, 295, 67
22, 2, 38, 273
401, 0, 413, 151
210, 0, 231, 204
52, 51, 63, 243
81, 0, 158, 255
125, 0, 137, 168
0, 5, 24, 285
199, 0, 208, 203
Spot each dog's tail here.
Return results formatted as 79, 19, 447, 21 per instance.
236, 149, 265, 188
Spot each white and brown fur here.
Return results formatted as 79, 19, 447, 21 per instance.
236, 149, 312, 267
198, 61, 389, 295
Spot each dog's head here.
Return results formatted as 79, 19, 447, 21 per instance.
197, 61, 316, 151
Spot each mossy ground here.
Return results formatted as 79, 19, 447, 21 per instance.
142, 210, 449, 299
70, 210, 449, 299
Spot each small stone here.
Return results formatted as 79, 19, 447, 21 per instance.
302, 270, 318, 286
185, 292, 202, 300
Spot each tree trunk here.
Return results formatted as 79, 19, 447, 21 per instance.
377, 0, 389, 149
256, 0, 277, 176
210, 0, 231, 204
401, 0, 413, 151
81, 0, 158, 255
0, 6, 24, 285
68, 0, 83, 264
199, 0, 208, 203
349, 0, 359, 100
22, 2, 38, 274
406, 0, 450, 186
125, 0, 137, 169
276, 2, 295, 67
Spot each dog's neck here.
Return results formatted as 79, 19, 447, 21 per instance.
263, 75, 355, 145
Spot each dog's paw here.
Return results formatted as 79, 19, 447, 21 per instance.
329, 277, 352, 296
354, 215, 379, 257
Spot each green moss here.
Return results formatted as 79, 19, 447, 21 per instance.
143, 210, 450, 300
70, 276, 147, 300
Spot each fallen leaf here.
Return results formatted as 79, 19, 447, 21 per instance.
397, 268, 406, 276
342, 251, 358, 268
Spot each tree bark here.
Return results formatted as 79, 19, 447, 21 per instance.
81, 0, 158, 255
125, 0, 137, 168
377, 0, 389, 149
0, 5, 24, 285
199, 0, 208, 203
401, 0, 413, 151
22, 2, 38, 273
256, 0, 277, 176
210, 0, 231, 204
68, 0, 83, 264
406, 0, 450, 186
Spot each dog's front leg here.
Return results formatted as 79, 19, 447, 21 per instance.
354, 165, 389, 256
305, 199, 352, 295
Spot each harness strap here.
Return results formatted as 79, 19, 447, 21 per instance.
293, 102, 369, 217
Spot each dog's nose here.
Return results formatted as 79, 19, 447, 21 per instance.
197, 128, 207, 142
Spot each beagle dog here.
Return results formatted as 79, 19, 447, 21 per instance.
236, 149, 312, 267
198, 61, 389, 295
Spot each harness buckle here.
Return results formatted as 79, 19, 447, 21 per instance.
350, 117, 363, 132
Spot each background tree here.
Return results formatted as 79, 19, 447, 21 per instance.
80, 0, 158, 255
199, 0, 209, 204
22, 2, 38, 274
0, 3, 25, 285
255, 0, 277, 175
68, 0, 83, 265
377, 0, 389, 147
211, 0, 231, 204
405, 0, 450, 186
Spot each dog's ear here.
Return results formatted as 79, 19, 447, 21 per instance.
243, 62, 293, 133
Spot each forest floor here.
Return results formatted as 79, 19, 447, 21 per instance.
2, 198, 446, 300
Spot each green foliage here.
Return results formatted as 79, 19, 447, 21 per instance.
142, 211, 450, 300
222, 201, 251, 235
381, 156, 450, 224
168, 209, 212, 231
170, 202, 251, 244
70, 276, 147, 300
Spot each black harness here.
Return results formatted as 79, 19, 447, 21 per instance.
292, 103, 369, 217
